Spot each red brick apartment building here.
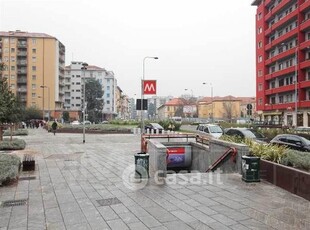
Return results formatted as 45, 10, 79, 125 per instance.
252, 0, 310, 127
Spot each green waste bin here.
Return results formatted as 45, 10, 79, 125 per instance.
241, 155, 260, 182
134, 153, 149, 179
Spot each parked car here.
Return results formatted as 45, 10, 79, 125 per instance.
224, 128, 267, 143
101, 120, 109, 124
82, 120, 92, 125
145, 123, 164, 134
196, 124, 223, 138
71, 120, 81, 125
270, 134, 310, 152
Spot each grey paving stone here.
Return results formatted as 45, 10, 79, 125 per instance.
110, 203, 129, 214
127, 221, 149, 230
207, 222, 232, 230
59, 201, 81, 213
118, 212, 140, 224
45, 207, 63, 223
62, 210, 87, 226
126, 205, 150, 217
195, 205, 218, 216
171, 210, 197, 223
163, 220, 193, 230
46, 221, 66, 230
210, 213, 237, 226
98, 206, 119, 221
189, 210, 217, 225
188, 220, 213, 230
107, 218, 129, 230
138, 215, 162, 228
66, 222, 92, 230
229, 223, 250, 230
145, 206, 178, 222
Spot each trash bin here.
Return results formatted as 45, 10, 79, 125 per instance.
134, 152, 149, 179
241, 155, 260, 182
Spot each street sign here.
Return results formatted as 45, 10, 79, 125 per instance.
143, 80, 156, 95
247, 104, 253, 110
136, 99, 148, 110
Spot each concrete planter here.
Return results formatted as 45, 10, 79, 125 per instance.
260, 159, 310, 201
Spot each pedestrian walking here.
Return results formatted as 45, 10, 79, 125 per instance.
51, 120, 58, 135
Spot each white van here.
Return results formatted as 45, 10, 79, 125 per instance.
196, 124, 223, 138
171, 116, 182, 124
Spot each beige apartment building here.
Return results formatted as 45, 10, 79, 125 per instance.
0, 30, 65, 120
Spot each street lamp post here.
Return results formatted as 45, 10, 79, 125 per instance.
203, 82, 213, 123
81, 62, 88, 144
141, 56, 158, 152
295, 47, 298, 127
40, 85, 50, 121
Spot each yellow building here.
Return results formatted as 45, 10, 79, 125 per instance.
0, 30, 65, 120
198, 96, 242, 121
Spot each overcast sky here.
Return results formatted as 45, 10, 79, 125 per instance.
0, 0, 257, 98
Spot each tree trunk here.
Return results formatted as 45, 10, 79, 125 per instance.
0, 126, 3, 142
10, 124, 13, 142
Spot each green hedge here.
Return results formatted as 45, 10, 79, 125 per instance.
3, 129, 29, 136
0, 154, 21, 185
281, 150, 310, 171
0, 138, 26, 150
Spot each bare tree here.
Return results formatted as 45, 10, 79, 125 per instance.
223, 100, 233, 122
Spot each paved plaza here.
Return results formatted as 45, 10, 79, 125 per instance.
0, 128, 309, 230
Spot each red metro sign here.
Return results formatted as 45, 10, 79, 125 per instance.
143, 80, 157, 95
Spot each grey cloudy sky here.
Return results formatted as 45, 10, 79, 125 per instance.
0, 0, 257, 98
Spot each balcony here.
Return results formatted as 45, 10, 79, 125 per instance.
17, 69, 27, 74
300, 59, 310, 69
17, 51, 27, 56
17, 78, 27, 84
265, 11, 298, 37
17, 43, 27, 48
300, 18, 310, 31
265, 27, 298, 51
265, 84, 295, 95
265, 66, 295, 80
17, 88, 27, 93
265, 48, 295, 66
300, 80, 310, 88
300, 0, 310, 12
16, 60, 27, 66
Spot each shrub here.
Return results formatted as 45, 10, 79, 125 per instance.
3, 129, 29, 136
281, 150, 310, 171
0, 154, 21, 185
0, 138, 26, 150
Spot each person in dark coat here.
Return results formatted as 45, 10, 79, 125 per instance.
51, 120, 58, 135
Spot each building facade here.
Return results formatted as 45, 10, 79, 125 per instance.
252, 0, 310, 127
64, 61, 119, 121
0, 30, 65, 120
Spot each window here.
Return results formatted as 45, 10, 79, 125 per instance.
258, 98, 263, 105
4, 38, 8, 43
258, 56, 263, 63
258, 70, 263, 77
71, 97, 74, 99
32, 93, 36, 98
10, 38, 15, 44
279, 63, 283, 70
4, 56, 8, 62
107, 100, 110, 104
11, 48, 15, 53
11, 66, 15, 71
258, 27, 262, 34
72, 75, 75, 78
107, 93, 110, 98
10, 84, 15, 89
32, 75, 36, 80
107, 86, 110, 90
32, 57, 36, 62
11, 56, 15, 62
258, 41, 262, 48
258, 13, 262, 20
76, 97, 80, 99
32, 48, 36, 54
76, 104, 81, 107
32, 84, 36, 89
279, 78, 284, 86
76, 82, 80, 85
32, 38, 36, 45
32, 66, 36, 71
76, 75, 80, 78
279, 96, 284, 103
271, 81, 276, 88
11, 75, 15, 80
4, 48, 8, 53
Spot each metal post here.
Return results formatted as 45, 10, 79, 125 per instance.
203, 82, 213, 123
47, 87, 50, 121
141, 57, 158, 152
295, 47, 298, 127
81, 63, 88, 143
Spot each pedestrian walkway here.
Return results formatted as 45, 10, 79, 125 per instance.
0, 128, 309, 230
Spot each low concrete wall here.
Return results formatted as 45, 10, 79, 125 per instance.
148, 138, 249, 176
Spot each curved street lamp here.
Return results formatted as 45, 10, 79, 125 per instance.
141, 56, 158, 152
81, 62, 88, 143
